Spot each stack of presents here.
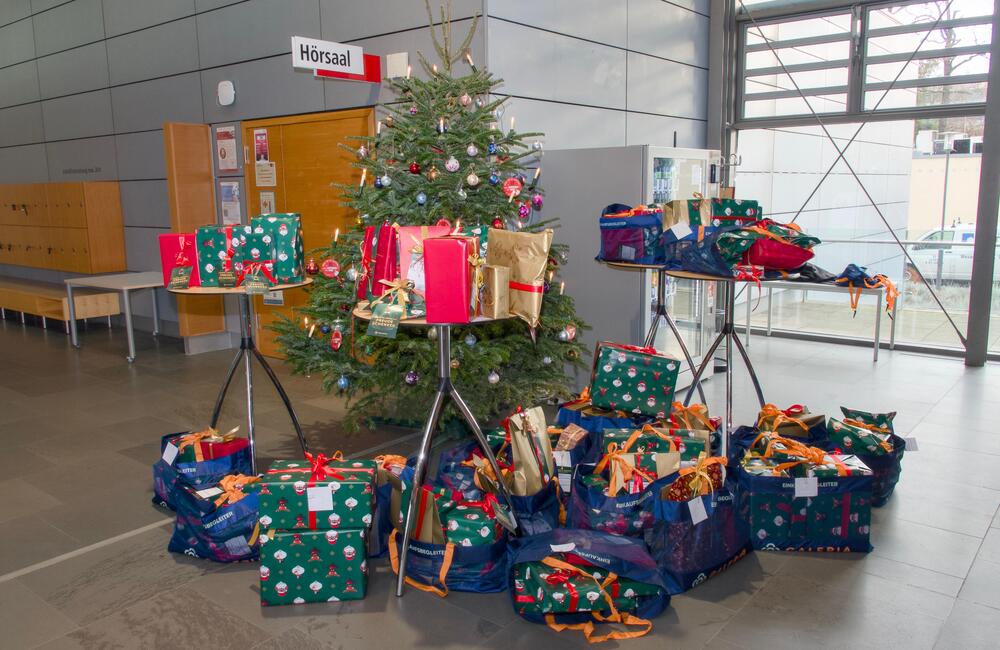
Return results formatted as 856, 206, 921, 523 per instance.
356, 221, 551, 328
150, 336, 906, 641
157, 213, 305, 290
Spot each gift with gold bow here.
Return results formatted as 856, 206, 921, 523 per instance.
756, 403, 827, 441
368, 277, 422, 318
174, 426, 247, 463
827, 419, 893, 457
485, 227, 553, 327
167, 473, 262, 563
838, 406, 904, 507
257, 453, 377, 531
668, 402, 721, 434
152, 430, 252, 510
663, 454, 726, 502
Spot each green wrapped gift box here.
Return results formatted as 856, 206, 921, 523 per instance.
250, 214, 304, 283
827, 419, 891, 456
589, 342, 680, 418
442, 502, 502, 547
195, 225, 241, 287
259, 528, 367, 605
258, 458, 376, 531
514, 561, 660, 614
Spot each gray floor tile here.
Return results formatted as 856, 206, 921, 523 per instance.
0, 579, 78, 649
871, 517, 983, 578
958, 558, 1000, 609
676, 549, 788, 612
0, 515, 82, 575
975, 527, 1000, 564
251, 627, 333, 650
935, 600, 1000, 650
777, 552, 965, 599
0, 446, 58, 481
0, 478, 63, 524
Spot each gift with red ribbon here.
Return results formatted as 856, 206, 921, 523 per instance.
589, 341, 681, 418
174, 426, 248, 463
257, 453, 377, 531
157, 233, 201, 287
195, 225, 241, 287
485, 227, 553, 327
440, 494, 503, 547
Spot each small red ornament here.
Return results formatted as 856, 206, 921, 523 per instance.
491, 217, 504, 229
330, 330, 343, 351
320, 258, 340, 278
305, 258, 319, 275
565, 324, 578, 341
502, 177, 523, 198
409, 162, 421, 174
435, 218, 452, 229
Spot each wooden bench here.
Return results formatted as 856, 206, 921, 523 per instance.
0, 277, 120, 331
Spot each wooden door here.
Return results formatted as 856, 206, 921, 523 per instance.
242, 109, 372, 357
164, 123, 226, 336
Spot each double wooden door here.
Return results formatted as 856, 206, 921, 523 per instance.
242, 109, 373, 357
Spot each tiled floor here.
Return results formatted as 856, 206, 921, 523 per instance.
1, 315, 999, 649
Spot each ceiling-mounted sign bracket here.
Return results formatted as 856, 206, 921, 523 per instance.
291, 35, 381, 83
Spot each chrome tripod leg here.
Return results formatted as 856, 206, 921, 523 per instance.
210, 350, 243, 428
253, 347, 309, 455
731, 329, 766, 408
665, 312, 708, 404
683, 331, 725, 406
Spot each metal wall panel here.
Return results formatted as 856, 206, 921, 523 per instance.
626, 51, 707, 120
0, 0, 31, 27
319, 0, 482, 42
0, 143, 48, 182
119, 179, 170, 227
36, 41, 110, 99
115, 130, 166, 180
107, 17, 199, 85
45, 135, 119, 180
196, 0, 321, 69
0, 17, 36, 68
0, 61, 40, 108
194, 0, 243, 11
32, 0, 105, 57
200, 55, 325, 123
498, 96, 625, 150
40, 89, 114, 140
124, 225, 169, 271
627, 0, 709, 68
29, 0, 68, 13
111, 72, 203, 133
625, 112, 707, 148
0, 102, 45, 146
488, 0, 627, 47
102, 0, 195, 37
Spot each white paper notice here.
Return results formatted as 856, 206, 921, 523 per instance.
263, 290, 284, 306
161, 442, 179, 465
255, 161, 276, 187
670, 221, 693, 240
794, 477, 819, 498
306, 486, 334, 512
550, 542, 576, 553
195, 487, 224, 499
691, 164, 703, 188
220, 180, 241, 225
260, 191, 276, 214
688, 496, 708, 525
552, 451, 572, 468
216, 126, 238, 171
904, 437, 919, 451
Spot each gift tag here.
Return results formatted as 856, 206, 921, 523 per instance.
161, 442, 179, 465
195, 486, 224, 499
217, 269, 237, 288
306, 486, 334, 511
552, 450, 572, 468
794, 477, 819, 498
168, 267, 193, 290
493, 502, 518, 534
550, 542, 576, 553
366, 303, 404, 339
224, 535, 251, 556
243, 274, 269, 294
904, 437, 919, 451
558, 473, 573, 493
670, 220, 693, 240
688, 496, 708, 525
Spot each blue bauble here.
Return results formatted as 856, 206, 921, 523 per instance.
373, 176, 383, 189
464, 333, 477, 347
487, 142, 497, 154
336, 375, 350, 390
416, 192, 427, 205
488, 172, 500, 185
320, 324, 331, 334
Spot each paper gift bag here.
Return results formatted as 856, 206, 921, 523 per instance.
481, 264, 510, 319
485, 228, 553, 327
356, 226, 376, 299
158, 233, 201, 287
506, 406, 555, 496
398, 225, 451, 298
391, 474, 448, 544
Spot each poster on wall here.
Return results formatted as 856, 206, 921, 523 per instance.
220, 181, 242, 224
216, 126, 238, 171
253, 129, 269, 161
255, 162, 276, 187
260, 191, 276, 214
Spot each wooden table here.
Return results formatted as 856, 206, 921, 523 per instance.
169, 279, 312, 472
66, 271, 164, 363
353, 304, 518, 597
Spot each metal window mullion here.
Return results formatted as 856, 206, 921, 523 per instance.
866, 43, 993, 66
865, 72, 990, 91
746, 58, 851, 78
848, 5, 865, 117
745, 31, 851, 53
737, 21, 749, 123
746, 85, 850, 101
866, 14, 993, 38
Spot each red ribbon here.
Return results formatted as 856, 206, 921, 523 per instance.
265, 453, 353, 530
604, 342, 659, 356
458, 493, 500, 520
509, 280, 544, 294
174, 235, 191, 266
543, 570, 580, 611
783, 404, 806, 417
243, 261, 276, 283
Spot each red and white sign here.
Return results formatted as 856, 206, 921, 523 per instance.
291, 36, 380, 83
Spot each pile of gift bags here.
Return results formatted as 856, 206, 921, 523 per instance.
158, 213, 304, 289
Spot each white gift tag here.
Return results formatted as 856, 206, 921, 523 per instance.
224, 535, 251, 555
688, 496, 708, 524
670, 221, 693, 240
161, 442, 179, 465
904, 437, 919, 451
306, 486, 334, 512
552, 450, 572, 468
558, 474, 573, 493
794, 477, 819, 498
195, 487, 224, 499
550, 542, 576, 553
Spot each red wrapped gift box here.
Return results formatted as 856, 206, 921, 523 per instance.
424, 235, 477, 324
158, 233, 201, 287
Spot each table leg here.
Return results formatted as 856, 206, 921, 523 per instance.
211, 349, 243, 428
66, 284, 79, 348
41, 316, 47, 329
122, 288, 136, 363
745, 285, 752, 348
874, 290, 882, 363
20, 312, 25, 325
664, 311, 707, 405
724, 282, 734, 454
766, 287, 773, 336
683, 329, 725, 406
151, 288, 160, 336
890, 292, 898, 350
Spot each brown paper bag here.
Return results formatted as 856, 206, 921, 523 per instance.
481, 264, 510, 319
485, 228, 553, 327
507, 406, 554, 496
389, 473, 446, 544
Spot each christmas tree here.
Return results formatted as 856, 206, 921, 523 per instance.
273, 4, 588, 429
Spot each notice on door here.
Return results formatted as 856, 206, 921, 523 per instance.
216, 126, 238, 171
260, 191, 275, 214
255, 161, 276, 187
253, 128, 269, 162
219, 181, 241, 224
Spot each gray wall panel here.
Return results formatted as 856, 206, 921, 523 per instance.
40, 89, 114, 140
111, 72, 203, 133
626, 52, 707, 120
0, 0, 31, 27
45, 135, 118, 180
498, 96, 624, 150
32, 0, 105, 57
0, 143, 48, 182
488, 0, 626, 47
319, 0, 481, 42
29, 0, 68, 12
102, 0, 194, 37
115, 130, 165, 180
0, 61, 40, 108
196, 0, 321, 69
119, 179, 169, 227
665, 0, 709, 16
0, 18, 36, 67
0, 102, 44, 146
625, 112, 706, 148
107, 17, 199, 85
200, 56, 325, 123
488, 20, 626, 110
627, 0, 709, 68
194, 0, 243, 11
36, 41, 110, 99
124, 225, 168, 271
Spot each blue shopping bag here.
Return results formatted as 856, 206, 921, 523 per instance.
152, 432, 252, 510
568, 463, 670, 536
167, 479, 260, 562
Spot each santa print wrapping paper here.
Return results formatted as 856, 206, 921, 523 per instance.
250, 214, 305, 283
157, 233, 201, 287
827, 419, 892, 456
589, 342, 680, 418
239, 231, 277, 286
257, 457, 376, 531
195, 225, 240, 287
441, 501, 502, 547
662, 198, 761, 242
398, 224, 451, 297
513, 559, 660, 615
259, 528, 367, 605
423, 235, 477, 323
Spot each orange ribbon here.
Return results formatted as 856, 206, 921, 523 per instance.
669, 402, 716, 432
212, 473, 260, 507
595, 443, 658, 496
751, 432, 848, 476
756, 403, 809, 433
177, 426, 239, 463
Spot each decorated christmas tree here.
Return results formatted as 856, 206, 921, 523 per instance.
273, 4, 587, 429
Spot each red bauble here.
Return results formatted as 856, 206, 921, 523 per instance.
435, 218, 452, 229
330, 330, 343, 351
491, 217, 504, 229
409, 162, 421, 174
502, 177, 523, 198
320, 259, 340, 278
305, 258, 319, 275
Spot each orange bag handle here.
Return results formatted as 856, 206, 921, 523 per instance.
388, 528, 455, 598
